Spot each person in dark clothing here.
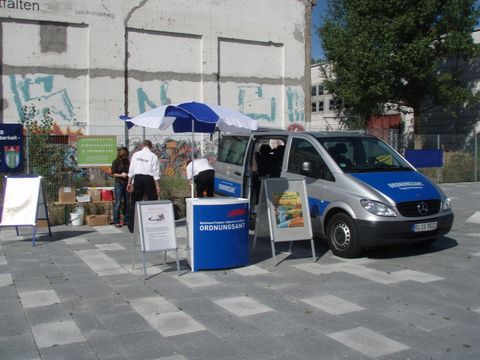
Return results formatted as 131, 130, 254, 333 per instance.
271, 145, 285, 177
255, 144, 273, 177
111, 147, 130, 227
186, 157, 215, 197
127, 140, 161, 233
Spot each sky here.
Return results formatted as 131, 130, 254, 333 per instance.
310, 0, 328, 60
311, 0, 480, 61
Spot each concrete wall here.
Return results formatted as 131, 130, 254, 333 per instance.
0, 0, 307, 135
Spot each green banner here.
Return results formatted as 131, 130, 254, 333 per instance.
77, 136, 117, 167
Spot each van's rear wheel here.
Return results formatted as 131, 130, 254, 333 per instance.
326, 213, 361, 258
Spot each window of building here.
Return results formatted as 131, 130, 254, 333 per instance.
318, 85, 324, 95
318, 101, 324, 112
311, 102, 317, 112
311, 85, 317, 96
287, 138, 334, 181
329, 99, 337, 111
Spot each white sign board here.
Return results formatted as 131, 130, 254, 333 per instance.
1, 176, 41, 226
136, 200, 177, 252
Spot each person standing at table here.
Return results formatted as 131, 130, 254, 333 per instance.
127, 139, 160, 233
186, 156, 215, 197
111, 147, 130, 227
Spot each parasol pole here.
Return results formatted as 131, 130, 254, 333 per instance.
191, 118, 195, 198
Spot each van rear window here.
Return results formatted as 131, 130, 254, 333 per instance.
217, 136, 248, 166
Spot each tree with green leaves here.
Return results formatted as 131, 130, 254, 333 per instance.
319, 0, 480, 135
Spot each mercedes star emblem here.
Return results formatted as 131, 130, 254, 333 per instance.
417, 201, 428, 215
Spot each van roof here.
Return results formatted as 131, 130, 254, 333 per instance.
250, 130, 376, 139
310, 131, 376, 139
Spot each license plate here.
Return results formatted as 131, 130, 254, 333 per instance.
412, 222, 437, 232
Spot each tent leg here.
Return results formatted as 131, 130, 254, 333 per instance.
175, 248, 181, 274
271, 240, 278, 266
32, 226, 37, 247
310, 238, 317, 262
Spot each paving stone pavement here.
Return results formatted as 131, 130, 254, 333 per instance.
1, 183, 480, 359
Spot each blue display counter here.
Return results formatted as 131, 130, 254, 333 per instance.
186, 198, 249, 272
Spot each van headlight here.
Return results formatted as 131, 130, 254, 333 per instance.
441, 198, 451, 211
360, 199, 397, 217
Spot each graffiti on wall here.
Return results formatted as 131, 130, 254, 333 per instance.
135, 82, 305, 130
237, 85, 276, 122
286, 87, 304, 123
237, 85, 305, 125
128, 136, 217, 178
136, 82, 171, 113
8, 74, 85, 129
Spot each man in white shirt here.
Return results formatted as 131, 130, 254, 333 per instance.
186, 157, 215, 197
127, 139, 160, 232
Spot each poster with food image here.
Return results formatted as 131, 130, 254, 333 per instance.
258, 177, 312, 243
272, 191, 304, 228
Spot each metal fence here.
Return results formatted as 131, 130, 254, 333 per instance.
1, 124, 478, 224
0, 125, 220, 224
371, 128, 479, 183
22, 127, 218, 195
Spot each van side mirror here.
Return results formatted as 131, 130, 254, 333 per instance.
300, 161, 315, 177
300, 161, 325, 179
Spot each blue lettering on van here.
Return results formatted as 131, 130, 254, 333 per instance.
214, 178, 241, 197
350, 171, 440, 203
308, 197, 330, 217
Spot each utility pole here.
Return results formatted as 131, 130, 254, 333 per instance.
304, 0, 316, 126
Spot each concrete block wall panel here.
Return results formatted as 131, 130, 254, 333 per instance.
3, 73, 88, 128
218, 38, 284, 127
0, 0, 307, 133
219, 82, 282, 125
129, 79, 202, 116
89, 77, 126, 136
1, 21, 89, 128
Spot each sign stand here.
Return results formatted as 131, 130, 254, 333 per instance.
131, 200, 180, 279
253, 178, 316, 265
0, 175, 52, 246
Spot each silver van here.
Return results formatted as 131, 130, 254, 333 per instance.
214, 131, 454, 258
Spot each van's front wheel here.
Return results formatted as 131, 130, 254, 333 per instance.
326, 213, 361, 258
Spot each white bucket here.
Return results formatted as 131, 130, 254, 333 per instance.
70, 206, 85, 226
70, 213, 83, 226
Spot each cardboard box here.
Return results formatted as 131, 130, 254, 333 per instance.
36, 219, 50, 227
87, 188, 101, 202
86, 214, 110, 227
58, 187, 76, 203
76, 194, 91, 203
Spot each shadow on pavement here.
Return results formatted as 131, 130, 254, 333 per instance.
1, 228, 96, 246
363, 236, 458, 259
249, 236, 331, 264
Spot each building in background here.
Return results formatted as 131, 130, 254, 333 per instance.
419, 28, 480, 149
310, 28, 479, 146
308, 63, 342, 131
0, 0, 309, 137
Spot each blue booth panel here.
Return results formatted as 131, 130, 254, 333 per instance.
187, 198, 249, 271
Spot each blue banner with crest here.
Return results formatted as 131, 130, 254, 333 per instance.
0, 124, 23, 173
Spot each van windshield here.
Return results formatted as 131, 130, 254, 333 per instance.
316, 136, 412, 173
